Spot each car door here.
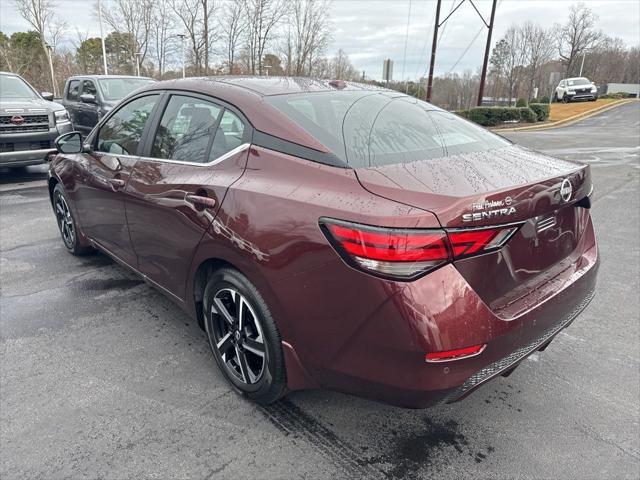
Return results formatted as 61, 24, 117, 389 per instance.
65, 79, 82, 127
74, 93, 161, 267
78, 79, 101, 132
125, 92, 250, 300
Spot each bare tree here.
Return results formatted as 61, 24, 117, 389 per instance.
522, 22, 554, 99
219, 0, 247, 74
149, 0, 177, 77
501, 26, 527, 105
242, 0, 289, 75
14, 0, 60, 92
330, 49, 357, 80
169, 0, 206, 75
554, 4, 602, 77
288, 0, 331, 76
98, 0, 154, 74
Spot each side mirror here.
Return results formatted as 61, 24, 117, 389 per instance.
41, 92, 54, 101
80, 93, 97, 104
55, 132, 86, 154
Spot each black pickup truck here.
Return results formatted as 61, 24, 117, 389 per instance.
60, 75, 155, 133
0, 71, 73, 168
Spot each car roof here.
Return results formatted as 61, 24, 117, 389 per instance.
69, 75, 154, 80
166, 76, 387, 96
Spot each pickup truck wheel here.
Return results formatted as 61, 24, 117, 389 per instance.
53, 184, 92, 255
203, 267, 287, 405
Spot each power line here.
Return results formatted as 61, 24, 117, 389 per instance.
401, 0, 412, 90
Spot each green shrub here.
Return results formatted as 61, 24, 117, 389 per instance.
600, 92, 634, 99
454, 110, 470, 119
530, 97, 539, 103
516, 97, 527, 107
540, 95, 550, 103
529, 103, 550, 121
468, 106, 526, 126
518, 107, 537, 123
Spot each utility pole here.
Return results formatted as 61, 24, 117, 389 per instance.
425, 0, 442, 102
477, 0, 497, 106
45, 44, 57, 97
177, 34, 186, 78
98, 0, 108, 75
579, 52, 586, 76
134, 52, 141, 77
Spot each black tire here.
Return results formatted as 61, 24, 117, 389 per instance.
203, 267, 287, 404
53, 183, 92, 255
553, 92, 558, 102
562, 93, 569, 103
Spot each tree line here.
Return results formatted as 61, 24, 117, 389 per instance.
0, 0, 361, 95
0, 1, 637, 112
379, 4, 638, 111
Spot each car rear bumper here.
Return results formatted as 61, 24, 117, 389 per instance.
0, 124, 71, 167
285, 216, 599, 408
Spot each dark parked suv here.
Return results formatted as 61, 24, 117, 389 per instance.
0, 72, 73, 168
61, 75, 155, 133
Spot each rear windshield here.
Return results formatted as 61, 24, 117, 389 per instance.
266, 92, 509, 167
98, 78, 156, 101
0, 74, 38, 99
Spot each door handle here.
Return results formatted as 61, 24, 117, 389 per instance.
184, 193, 216, 210
108, 178, 126, 190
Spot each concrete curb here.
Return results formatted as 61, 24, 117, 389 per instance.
492, 99, 637, 132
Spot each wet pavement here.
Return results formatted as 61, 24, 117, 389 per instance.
1, 102, 639, 479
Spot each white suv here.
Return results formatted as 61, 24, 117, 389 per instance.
554, 77, 598, 103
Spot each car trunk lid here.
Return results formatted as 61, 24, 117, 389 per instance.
354, 145, 593, 311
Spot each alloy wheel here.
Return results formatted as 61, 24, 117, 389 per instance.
55, 192, 75, 248
210, 288, 267, 385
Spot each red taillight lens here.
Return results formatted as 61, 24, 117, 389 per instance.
425, 344, 486, 362
447, 226, 518, 259
320, 218, 519, 280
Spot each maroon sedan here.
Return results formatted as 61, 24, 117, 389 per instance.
48, 77, 598, 407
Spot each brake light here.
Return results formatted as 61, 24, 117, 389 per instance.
447, 226, 518, 259
425, 344, 486, 362
320, 218, 519, 280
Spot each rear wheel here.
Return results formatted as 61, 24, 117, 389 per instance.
53, 184, 92, 255
203, 268, 287, 404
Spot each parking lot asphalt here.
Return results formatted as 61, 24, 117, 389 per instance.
1, 102, 639, 480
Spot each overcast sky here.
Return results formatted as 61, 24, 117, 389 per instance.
0, 0, 638, 80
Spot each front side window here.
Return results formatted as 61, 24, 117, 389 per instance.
97, 95, 159, 155
67, 80, 80, 101
82, 80, 97, 96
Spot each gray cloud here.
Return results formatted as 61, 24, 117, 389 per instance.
1, 0, 638, 80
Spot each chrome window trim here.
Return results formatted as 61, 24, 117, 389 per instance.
137, 142, 250, 167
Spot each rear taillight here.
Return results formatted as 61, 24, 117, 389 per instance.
320, 218, 519, 280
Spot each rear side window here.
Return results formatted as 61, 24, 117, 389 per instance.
151, 95, 246, 164
67, 80, 80, 101
97, 94, 159, 155
152, 95, 222, 163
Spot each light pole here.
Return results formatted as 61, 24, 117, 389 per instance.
579, 52, 586, 77
134, 52, 141, 76
98, 0, 108, 75
177, 34, 186, 78
45, 43, 57, 97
